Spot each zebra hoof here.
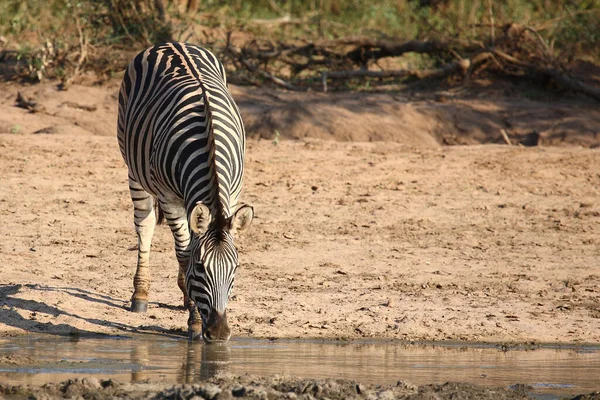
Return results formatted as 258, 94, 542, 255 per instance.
131, 299, 148, 313
188, 324, 203, 341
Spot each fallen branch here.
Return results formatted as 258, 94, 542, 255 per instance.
244, 60, 305, 91
341, 37, 484, 64
240, 37, 483, 70
322, 59, 472, 92
60, 101, 97, 112
539, 67, 600, 102
226, 29, 600, 99
493, 49, 600, 102
228, 43, 305, 91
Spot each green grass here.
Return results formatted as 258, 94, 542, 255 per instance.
2, 0, 598, 47
191, 0, 600, 55
0, 0, 598, 82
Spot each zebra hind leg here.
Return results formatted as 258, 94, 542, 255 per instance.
129, 178, 157, 313
159, 198, 202, 339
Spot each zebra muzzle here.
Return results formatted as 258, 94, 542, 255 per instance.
202, 310, 231, 343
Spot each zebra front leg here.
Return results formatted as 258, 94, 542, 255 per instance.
159, 199, 192, 308
129, 178, 157, 313
187, 304, 203, 341
159, 199, 202, 339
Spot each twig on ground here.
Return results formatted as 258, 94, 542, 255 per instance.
500, 129, 512, 145
16, 92, 46, 113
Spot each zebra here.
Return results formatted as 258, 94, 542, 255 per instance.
117, 42, 254, 342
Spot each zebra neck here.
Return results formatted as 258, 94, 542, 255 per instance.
202, 82, 232, 219
181, 87, 232, 226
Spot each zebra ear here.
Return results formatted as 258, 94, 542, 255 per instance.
230, 204, 254, 233
190, 202, 211, 235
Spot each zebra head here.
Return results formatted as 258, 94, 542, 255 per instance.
188, 202, 254, 343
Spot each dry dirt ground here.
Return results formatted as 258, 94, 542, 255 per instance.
0, 81, 599, 348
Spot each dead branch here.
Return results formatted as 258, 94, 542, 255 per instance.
322, 59, 472, 91
492, 49, 600, 101
231, 29, 600, 100
228, 43, 305, 91
62, 17, 89, 90
244, 60, 305, 91
524, 26, 552, 61
500, 129, 512, 145
339, 37, 484, 64
241, 37, 483, 65
538, 67, 600, 102
249, 15, 304, 26
60, 101, 97, 112
492, 49, 532, 68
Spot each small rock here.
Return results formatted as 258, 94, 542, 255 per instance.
377, 389, 397, 400
199, 383, 222, 399
356, 383, 365, 394
81, 377, 101, 389
232, 386, 246, 397
33, 126, 58, 134
396, 380, 418, 391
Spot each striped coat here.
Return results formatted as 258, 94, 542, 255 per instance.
118, 42, 253, 342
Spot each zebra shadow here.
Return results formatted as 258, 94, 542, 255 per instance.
24, 284, 184, 312
0, 284, 185, 339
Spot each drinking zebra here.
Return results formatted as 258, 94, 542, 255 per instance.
117, 42, 253, 342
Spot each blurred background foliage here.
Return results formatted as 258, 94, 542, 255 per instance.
0, 0, 598, 83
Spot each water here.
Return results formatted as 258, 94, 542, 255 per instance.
0, 335, 598, 398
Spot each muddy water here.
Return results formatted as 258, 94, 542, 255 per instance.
0, 336, 598, 398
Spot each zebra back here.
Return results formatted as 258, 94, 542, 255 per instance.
118, 42, 246, 222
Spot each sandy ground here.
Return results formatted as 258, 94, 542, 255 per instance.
0, 81, 599, 346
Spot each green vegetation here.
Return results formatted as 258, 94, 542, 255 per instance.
0, 0, 598, 84
197, 0, 600, 45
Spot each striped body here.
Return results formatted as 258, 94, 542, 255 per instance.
117, 42, 253, 342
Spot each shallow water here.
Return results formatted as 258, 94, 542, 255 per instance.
0, 335, 598, 398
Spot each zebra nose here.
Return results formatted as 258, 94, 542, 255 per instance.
203, 310, 231, 343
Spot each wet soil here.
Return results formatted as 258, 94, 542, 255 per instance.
0, 375, 579, 400
2, 336, 597, 396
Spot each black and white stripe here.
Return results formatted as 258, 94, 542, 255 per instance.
117, 42, 253, 341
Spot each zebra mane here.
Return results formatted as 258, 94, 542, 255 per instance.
197, 78, 228, 230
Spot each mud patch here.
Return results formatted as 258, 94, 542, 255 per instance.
0, 375, 555, 399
